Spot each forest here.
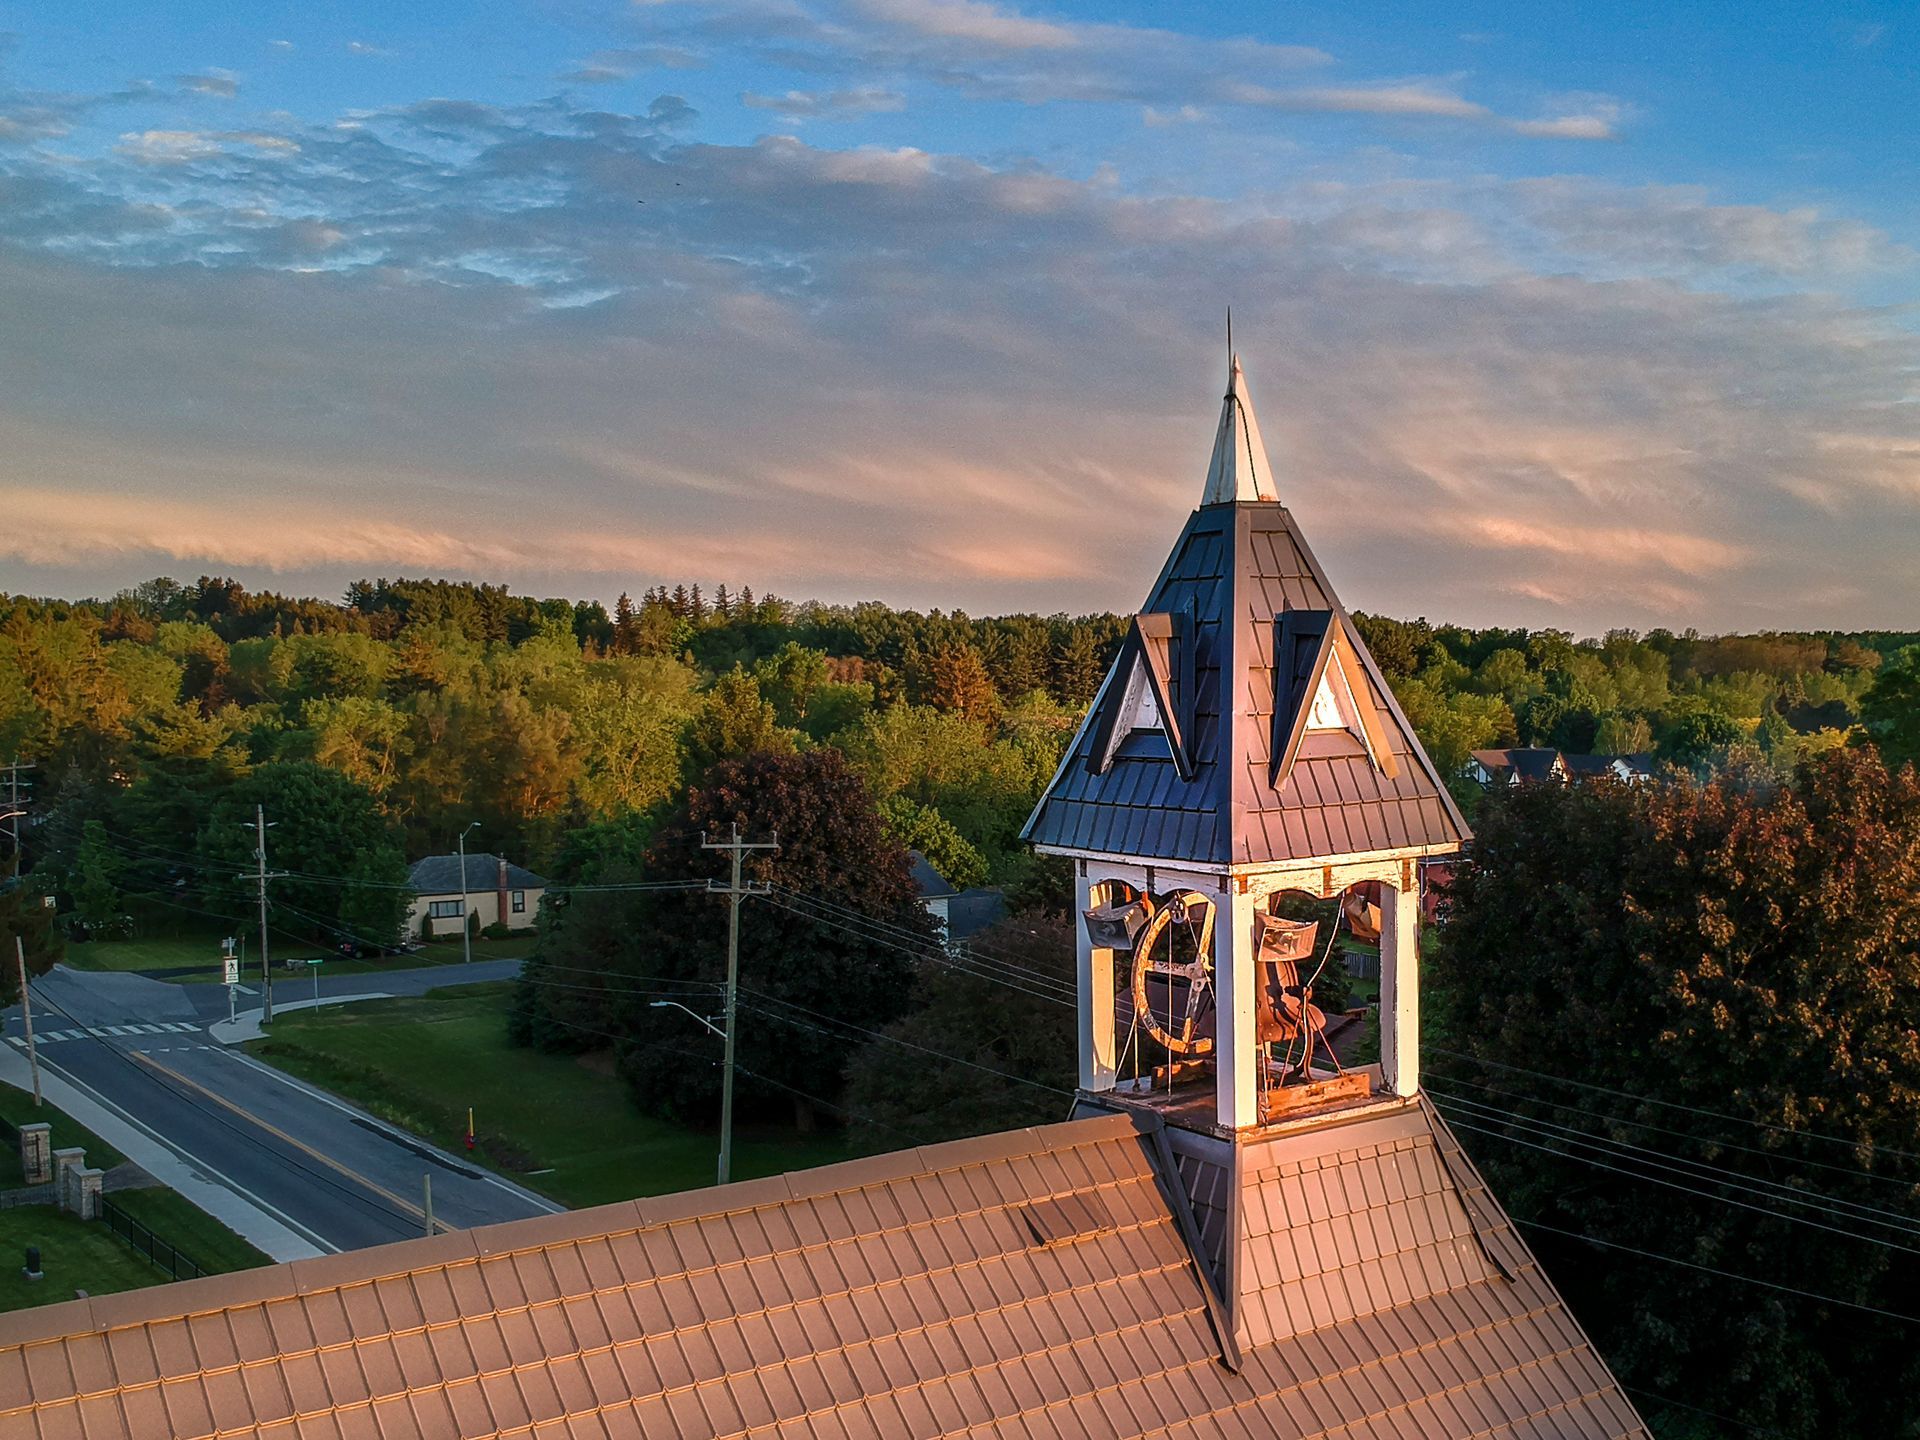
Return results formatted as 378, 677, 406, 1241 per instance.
3, 571, 1918, 957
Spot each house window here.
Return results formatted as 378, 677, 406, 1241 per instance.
511, 891, 526, 914
428, 900, 464, 919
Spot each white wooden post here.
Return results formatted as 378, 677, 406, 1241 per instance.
1214, 886, 1260, 1129
1378, 879, 1421, 1097
1075, 870, 1118, 1092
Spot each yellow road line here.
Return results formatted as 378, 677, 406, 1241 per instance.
131, 1050, 452, 1234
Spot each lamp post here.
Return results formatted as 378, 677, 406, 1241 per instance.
456, 822, 479, 966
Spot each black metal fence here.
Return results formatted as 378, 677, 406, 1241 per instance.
98, 1196, 207, 1283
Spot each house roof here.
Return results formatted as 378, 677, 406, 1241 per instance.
1023, 360, 1469, 870
0, 1103, 1644, 1439
407, 854, 548, 896
906, 850, 958, 900
1471, 749, 1565, 784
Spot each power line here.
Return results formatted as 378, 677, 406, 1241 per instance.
1512, 1217, 1920, 1326
738, 986, 1072, 1097
1426, 1069, 1920, 1192
770, 885, 1077, 995
1428, 1045, 1920, 1164
1430, 1089, 1920, 1237
1439, 1111, 1920, 1256
762, 892, 1075, 1007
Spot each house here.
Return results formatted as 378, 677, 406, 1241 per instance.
406, 852, 548, 938
906, 849, 958, 939
1468, 746, 1569, 786
4, 354, 1644, 1438
908, 849, 1009, 944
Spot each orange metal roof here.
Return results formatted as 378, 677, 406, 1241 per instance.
0, 1106, 1643, 1439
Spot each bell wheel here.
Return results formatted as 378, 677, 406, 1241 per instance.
1129, 890, 1217, 1056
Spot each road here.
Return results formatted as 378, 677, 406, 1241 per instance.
2, 959, 560, 1255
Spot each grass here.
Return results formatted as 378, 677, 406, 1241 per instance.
63, 928, 538, 982
245, 982, 853, 1210
106, 1188, 273, 1275
0, 1205, 174, 1312
0, 1083, 127, 1186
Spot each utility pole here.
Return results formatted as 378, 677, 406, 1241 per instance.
15, 936, 41, 1108
701, 824, 777, 1186
422, 1174, 434, 1237
4, 759, 32, 856
457, 822, 478, 966
242, 806, 285, 1026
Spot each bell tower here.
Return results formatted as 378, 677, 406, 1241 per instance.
1024, 353, 1469, 1135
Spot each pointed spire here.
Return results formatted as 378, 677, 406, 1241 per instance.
1201, 353, 1280, 505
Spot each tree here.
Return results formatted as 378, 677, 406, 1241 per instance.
1593, 713, 1653, 755
1859, 643, 1920, 772
916, 642, 1001, 722
1430, 751, 1920, 1438
682, 669, 795, 779
197, 762, 411, 947
844, 913, 1075, 1144
569, 750, 932, 1125
71, 821, 123, 931
0, 859, 61, 1005
878, 795, 989, 890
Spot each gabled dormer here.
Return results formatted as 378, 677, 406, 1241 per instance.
1087, 609, 1195, 779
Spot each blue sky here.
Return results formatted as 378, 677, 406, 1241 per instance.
0, 1, 1914, 631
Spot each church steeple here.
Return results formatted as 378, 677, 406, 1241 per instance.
1201, 354, 1279, 505
1025, 346, 1469, 1136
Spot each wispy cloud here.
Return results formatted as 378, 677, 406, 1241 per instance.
741, 86, 906, 119
177, 69, 240, 99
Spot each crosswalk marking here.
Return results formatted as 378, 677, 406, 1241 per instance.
5, 1022, 202, 1047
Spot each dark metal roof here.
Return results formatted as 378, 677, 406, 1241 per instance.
1024, 502, 1470, 867
407, 853, 549, 896
947, 887, 1008, 941
1, 1105, 1644, 1438
906, 850, 959, 899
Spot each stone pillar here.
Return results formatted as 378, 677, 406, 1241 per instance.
1379, 879, 1421, 1098
495, 857, 509, 929
1074, 868, 1118, 1092
51, 1147, 84, 1212
75, 1167, 103, 1221
19, 1121, 52, 1186
1213, 886, 1261, 1130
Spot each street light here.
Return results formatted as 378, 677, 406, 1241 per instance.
649, 999, 724, 1037
650, 1000, 731, 1182
456, 822, 479, 967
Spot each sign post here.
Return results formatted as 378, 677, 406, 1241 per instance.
307, 956, 323, 1009
221, 938, 239, 1025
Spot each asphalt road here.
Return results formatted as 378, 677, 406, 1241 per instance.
3, 959, 558, 1254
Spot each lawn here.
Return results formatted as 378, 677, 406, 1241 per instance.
0, 1206, 174, 1312
106, 1188, 273, 1275
245, 982, 855, 1210
0, 1083, 127, 1186
63, 928, 538, 981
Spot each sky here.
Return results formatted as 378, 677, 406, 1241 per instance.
0, 1, 1915, 634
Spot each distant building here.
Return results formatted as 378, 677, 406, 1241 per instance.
7, 353, 1644, 1439
908, 849, 1008, 943
1468, 746, 1569, 786
406, 852, 547, 936
1471, 747, 1655, 787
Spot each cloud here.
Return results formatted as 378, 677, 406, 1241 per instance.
269, 40, 294, 52
114, 129, 299, 163
842, 0, 1075, 50
0, 74, 1913, 630
177, 69, 239, 98
562, 45, 705, 83
741, 86, 906, 119
1142, 105, 1204, 127
346, 41, 388, 57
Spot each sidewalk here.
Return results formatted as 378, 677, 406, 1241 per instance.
0, 1045, 326, 1262
209, 993, 394, 1046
